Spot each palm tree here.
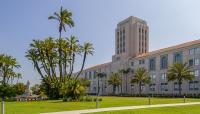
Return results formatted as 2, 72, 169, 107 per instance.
131, 68, 150, 96
76, 42, 94, 79
119, 68, 131, 94
48, 7, 74, 78
108, 72, 122, 95
16, 73, 22, 83
48, 6, 74, 39
167, 62, 194, 96
96, 72, 107, 96
0, 54, 21, 114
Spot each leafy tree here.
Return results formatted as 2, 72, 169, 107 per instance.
31, 84, 42, 95
96, 72, 107, 96
26, 37, 94, 99
131, 68, 150, 96
62, 79, 85, 101
79, 78, 90, 88
0, 84, 16, 99
118, 68, 131, 95
0, 54, 21, 114
108, 72, 121, 95
13, 83, 26, 95
167, 62, 194, 96
49, 6, 74, 79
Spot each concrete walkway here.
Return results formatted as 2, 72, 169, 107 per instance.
42, 102, 200, 114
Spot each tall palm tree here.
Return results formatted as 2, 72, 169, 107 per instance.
131, 68, 150, 96
48, 7, 74, 78
167, 62, 194, 96
76, 42, 94, 79
108, 72, 121, 95
96, 72, 107, 96
0, 54, 21, 114
48, 6, 74, 39
119, 68, 131, 94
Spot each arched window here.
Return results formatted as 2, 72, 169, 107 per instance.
160, 55, 168, 70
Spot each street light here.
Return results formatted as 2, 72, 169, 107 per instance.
131, 84, 134, 96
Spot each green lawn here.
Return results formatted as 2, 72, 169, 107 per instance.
1, 96, 200, 114
89, 104, 200, 114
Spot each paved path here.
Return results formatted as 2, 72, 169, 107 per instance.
42, 102, 200, 114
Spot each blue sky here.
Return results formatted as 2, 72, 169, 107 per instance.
1, 0, 200, 85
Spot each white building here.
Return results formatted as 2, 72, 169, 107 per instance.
80, 16, 200, 96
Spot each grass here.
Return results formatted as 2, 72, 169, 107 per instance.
89, 104, 200, 114
1, 96, 200, 114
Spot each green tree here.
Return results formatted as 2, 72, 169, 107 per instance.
96, 72, 107, 96
62, 79, 85, 101
49, 7, 74, 78
79, 78, 90, 88
167, 62, 194, 96
0, 54, 21, 114
131, 68, 150, 96
119, 68, 131, 95
76, 42, 94, 79
108, 72, 121, 95
13, 83, 26, 95
31, 84, 42, 95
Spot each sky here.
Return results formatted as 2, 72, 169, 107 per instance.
1, 0, 200, 85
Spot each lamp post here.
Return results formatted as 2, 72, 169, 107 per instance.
131, 84, 134, 96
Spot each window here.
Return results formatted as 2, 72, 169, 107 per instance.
189, 81, 199, 90
93, 71, 96, 79
189, 49, 194, 55
194, 58, 199, 66
194, 70, 199, 77
189, 48, 200, 55
160, 73, 167, 80
139, 59, 145, 65
189, 59, 194, 66
149, 58, 156, 71
160, 55, 168, 70
149, 84, 156, 91
194, 48, 199, 54
131, 62, 134, 66
85, 72, 88, 79
174, 82, 182, 91
191, 70, 199, 77
89, 71, 92, 80
150, 74, 156, 80
161, 83, 168, 91
173, 52, 182, 63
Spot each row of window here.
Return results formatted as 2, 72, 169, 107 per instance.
117, 28, 126, 54
136, 48, 200, 71
150, 70, 199, 81
139, 28, 147, 54
148, 81, 199, 91
189, 48, 200, 55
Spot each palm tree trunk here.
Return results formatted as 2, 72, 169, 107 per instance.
97, 76, 100, 96
2, 96, 4, 114
101, 78, 103, 95
75, 52, 86, 80
120, 84, 123, 96
126, 74, 127, 94
113, 85, 115, 95
58, 31, 63, 81
178, 81, 182, 97
139, 82, 141, 96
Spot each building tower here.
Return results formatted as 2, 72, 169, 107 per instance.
112, 16, 149, 62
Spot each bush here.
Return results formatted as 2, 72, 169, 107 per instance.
93, 98, 102, 101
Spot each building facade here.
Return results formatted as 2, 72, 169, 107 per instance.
80, 16, 200, 96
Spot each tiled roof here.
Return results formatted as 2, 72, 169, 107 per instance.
136, 39, 200, 58
83, 62, 111, 71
